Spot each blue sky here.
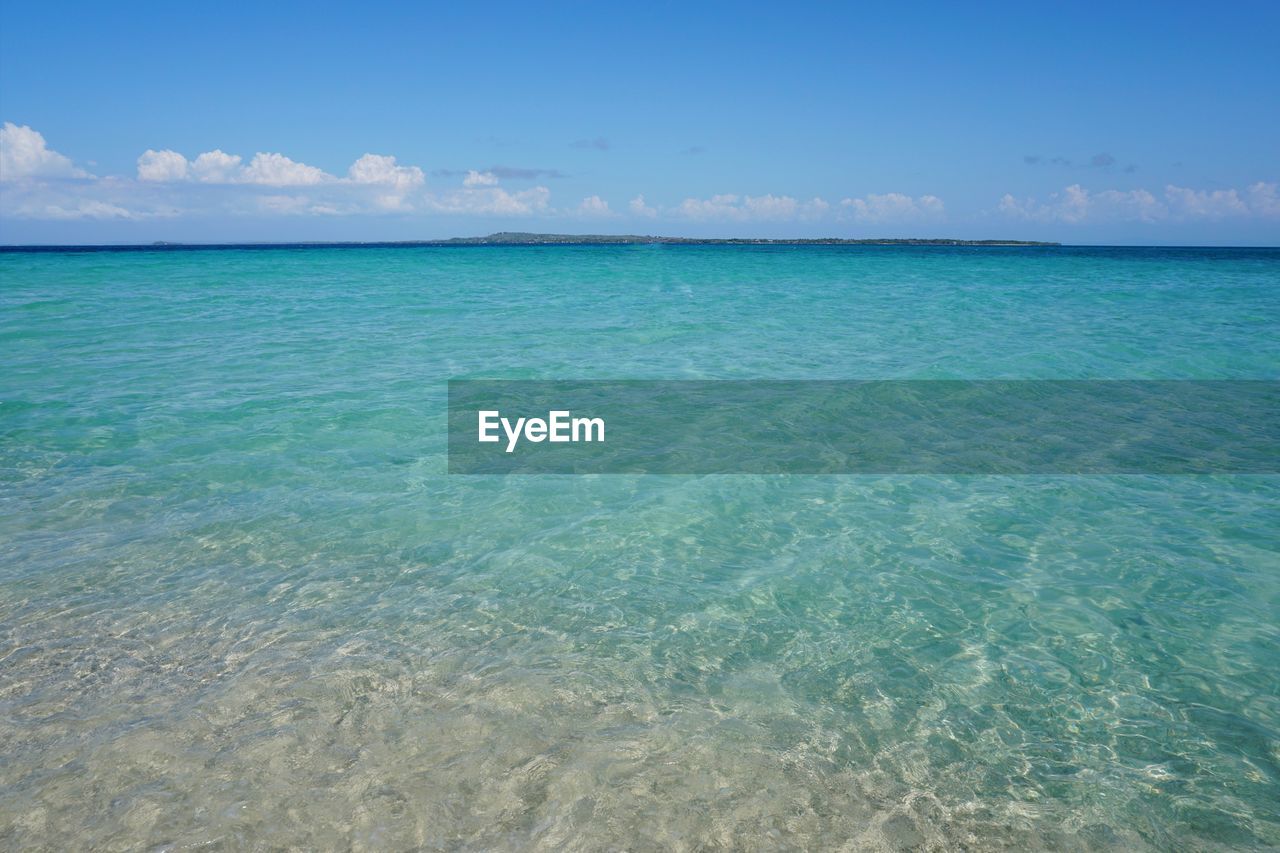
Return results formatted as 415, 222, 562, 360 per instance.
1, 1, 1277, 244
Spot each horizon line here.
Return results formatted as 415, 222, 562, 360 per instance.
2, 233, 1278, 251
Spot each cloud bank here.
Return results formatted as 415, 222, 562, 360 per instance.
3, 123, 1276, 236
1000, 183, 1279, 223
841, 193, 944, 223
0, 126, 569, 221
673, 194, 831, 222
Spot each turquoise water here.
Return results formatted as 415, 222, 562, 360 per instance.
1, 245, 1278, 850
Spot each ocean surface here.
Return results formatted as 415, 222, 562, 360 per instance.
1, 245, 1277, 850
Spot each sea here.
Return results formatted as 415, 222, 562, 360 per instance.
1, 244, 1277, 850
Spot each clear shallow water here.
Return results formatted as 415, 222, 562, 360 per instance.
1, 245, 1277, 850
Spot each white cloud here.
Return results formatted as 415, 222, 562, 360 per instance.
840, 192, 944, 223
1248, 182, 1280, 217
629, 194, 658, 218
676, 194, 746, 219
123, 141, 549, 217
999, 193, 1031, 218
241, 152, 331, 186
137, 149, 189, 182
741, 194, 799, 219
1000, 182, 1279, 223
1093, 188, 1163, 222
38, 200, 137, 220
348, 153, 425, 192
424, 185, 551, 216
137, 148, 331, 186
674, 193, 829, 221
0, 123, 88, 180
998, 184, 1092, 223
463, 169, 499, 188
576, 195, 614, 217
137, 148, 423, 204
191, 150, 243, 183
1163, 185, 1248, 219
257, 194, 345, 216
346, 154, 426, 211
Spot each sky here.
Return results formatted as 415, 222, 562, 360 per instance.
1, 0, 1277, 245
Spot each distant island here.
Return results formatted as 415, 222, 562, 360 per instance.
436, 233, 1059, 247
